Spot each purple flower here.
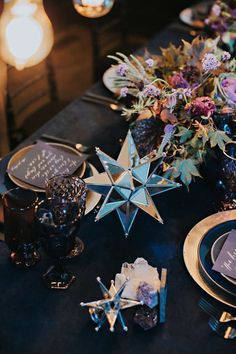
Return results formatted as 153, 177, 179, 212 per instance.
221, 51, 231, 62
116, 63, 128, 76
168, 72, 189, 89
231, 9, 236, 19
145, 58, 154, 68
120, 87, 129, 97
185, 97, 216, 117
142, 84, 160, 97
164, 124, 175, 134
202, 53, 220, 72
221, 77, 236, 103
211, 4, 221, 17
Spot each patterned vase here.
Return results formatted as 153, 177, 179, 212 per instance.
130, 117, 164, 158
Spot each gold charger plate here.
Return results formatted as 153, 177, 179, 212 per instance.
183, 210, 236, 308
7, 143, 87, 193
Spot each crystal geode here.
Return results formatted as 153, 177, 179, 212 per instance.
134, 306, 158, 330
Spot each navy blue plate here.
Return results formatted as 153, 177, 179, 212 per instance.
211, 232, 236, 286
198, 220, 236, 303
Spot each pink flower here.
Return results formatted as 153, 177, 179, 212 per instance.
185, 97, 216, 117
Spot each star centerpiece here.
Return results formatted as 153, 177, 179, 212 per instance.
80, 277, 142, 332
85, 130, 181, 236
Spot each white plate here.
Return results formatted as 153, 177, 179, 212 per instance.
102, 66, 118, 94
183, 210, 236, 308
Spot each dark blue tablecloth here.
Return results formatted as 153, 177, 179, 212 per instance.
0, 21, 235, 354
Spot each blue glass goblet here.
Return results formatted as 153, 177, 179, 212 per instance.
36, 199, 79, 289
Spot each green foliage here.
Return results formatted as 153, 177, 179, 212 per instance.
165, 158, 201, 187
208, 130, 232, 150
175, 126, 194, 144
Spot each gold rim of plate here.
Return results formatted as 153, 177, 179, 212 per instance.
7, 143, 87, 193
183, 210, 236, 308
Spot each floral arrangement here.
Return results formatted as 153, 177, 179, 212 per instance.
108, 36, 236, 186
205, 0, 236, 53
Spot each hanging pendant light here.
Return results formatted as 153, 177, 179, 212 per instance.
73, 0, 115, 18
0, 0, 54, 70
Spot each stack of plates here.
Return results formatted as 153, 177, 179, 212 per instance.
184, 210, 236, 308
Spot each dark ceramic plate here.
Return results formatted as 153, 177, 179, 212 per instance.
211, 232, 236, 286
198, 220, 236, 303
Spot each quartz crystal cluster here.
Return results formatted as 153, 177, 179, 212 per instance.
115, 258, 160, 308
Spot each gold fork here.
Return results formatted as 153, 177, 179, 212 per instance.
199, 298, 236, 322
209, 318, 236, 339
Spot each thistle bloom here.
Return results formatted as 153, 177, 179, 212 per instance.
145, 58, 154, 68
202, 53, 220, 72
120, 87, 129, 97
116, 63, 128, 76
185, 97, 216, 117
142, 84, 160, 97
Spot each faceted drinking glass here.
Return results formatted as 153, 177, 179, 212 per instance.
45, 175, 87, 258
2, 187, 40, 267
36, 199, 79, 290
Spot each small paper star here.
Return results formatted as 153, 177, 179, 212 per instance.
80, 277, 142, 332
85, 130, 181, 236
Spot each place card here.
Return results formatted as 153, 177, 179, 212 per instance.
212, 229, 236, 280
8, 142, 86, 189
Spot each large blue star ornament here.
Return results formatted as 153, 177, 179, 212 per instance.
84, 130, 181, 236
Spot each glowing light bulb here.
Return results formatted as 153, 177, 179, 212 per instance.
0, 0, 54, 70
73, 0, 114, 18
6, 17, 43, 63
81, 0, 104, 6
